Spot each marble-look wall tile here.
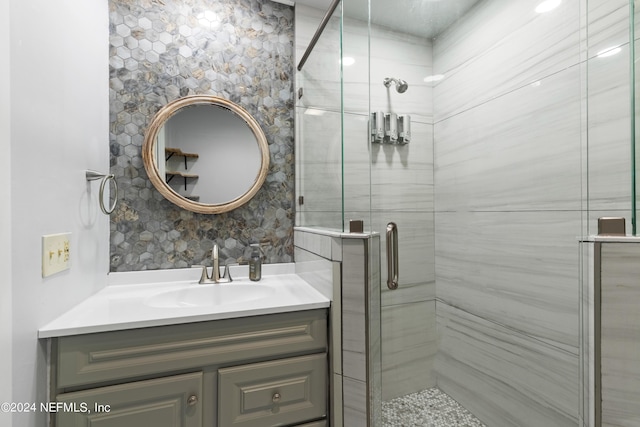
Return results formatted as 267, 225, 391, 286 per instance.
343, 20, 433, 122
343, 112, 375, 216
369, 30, 433, 124
342, 238, 368, 382
586, 0, 630, 58
295, 4, 341, 112
382, 300, 437, 401
427, 2, 623, 425
367, 235, 382, 426
586, 43, 632, 212
296, 107, 343, 229
370, 121, 434, 213
294, 246, 335, 299
297, 5, 433, 122
580, 241, 596, 427
435, 210, 581, 350
293, 228, 342, 261
343, 377, 367, 427
109, 0, 295, 270
331, 373, 344, 427
340, 13, 370, 116
344, 118, 435, 223
299, 107, 432, 231
436, 302, 579, 427
296, 211, 344, 231
292, 229, 378, 425
345, 119, 434, 217
340, 235, 380, 426
347, 8, 435, 408
370, 211, 435, 307
600, 243, 640, 426
434, 65, 582, 212
433, 0, 581, 121
338, 15, 437, 407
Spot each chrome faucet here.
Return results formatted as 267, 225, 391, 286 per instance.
194, 244, 233, 284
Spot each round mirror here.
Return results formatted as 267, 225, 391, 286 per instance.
142, 95, 270, 214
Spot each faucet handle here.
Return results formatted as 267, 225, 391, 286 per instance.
222, 262, 239, 283
193, 265, 210, 284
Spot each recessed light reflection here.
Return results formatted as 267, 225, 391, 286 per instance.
197, 10, 219, 28
341, 56, 355, 66
424, 74, 445, 83
597, 46, 622, 58
535, 0, 561, 13
304, 109, 325, 116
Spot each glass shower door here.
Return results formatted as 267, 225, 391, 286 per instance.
353, 0, 440, 423
295, 1, 344, 231
366, 0, 591, 425
297, 0, 640, 425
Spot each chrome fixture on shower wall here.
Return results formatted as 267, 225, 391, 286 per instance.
383, 77, 409, 93
385, 113, 398, 142
371, 111, 411, 144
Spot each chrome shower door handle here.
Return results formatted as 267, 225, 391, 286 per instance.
386, 222, 399, 290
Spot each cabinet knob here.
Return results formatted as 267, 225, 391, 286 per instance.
187, 395, 198, 406
272, 392, 281, 403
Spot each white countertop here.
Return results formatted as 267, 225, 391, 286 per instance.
38, 264, 331, 338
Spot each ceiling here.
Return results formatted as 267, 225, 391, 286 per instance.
286, 0, 482, 39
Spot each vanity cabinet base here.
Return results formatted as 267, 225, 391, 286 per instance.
50, 309, 329, 427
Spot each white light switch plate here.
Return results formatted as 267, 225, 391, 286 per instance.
42, 233, 71, 277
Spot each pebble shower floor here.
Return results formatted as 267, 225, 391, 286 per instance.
382, 388, 487, 427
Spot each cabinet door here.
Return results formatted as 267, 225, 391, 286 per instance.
219, 353, 327, 427
56, 372, 202, 427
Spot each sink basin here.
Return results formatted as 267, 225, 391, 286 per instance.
145, 283, 276, 308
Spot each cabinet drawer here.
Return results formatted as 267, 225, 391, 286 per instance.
218, 353, 327, 427
55, 309, 327, 389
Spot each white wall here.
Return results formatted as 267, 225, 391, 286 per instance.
1, 0, 13, 425
9, 0, 110, 425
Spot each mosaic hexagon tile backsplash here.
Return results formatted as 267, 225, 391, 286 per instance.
109, 0, 294, 271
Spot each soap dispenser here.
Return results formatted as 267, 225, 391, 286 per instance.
249, 244, 262, 282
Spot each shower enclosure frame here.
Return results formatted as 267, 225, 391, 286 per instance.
295, 0, 640, 426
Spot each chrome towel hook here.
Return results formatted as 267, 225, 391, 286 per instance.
85, 170, 118, 215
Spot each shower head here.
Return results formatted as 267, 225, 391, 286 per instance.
383, 77, 408, 93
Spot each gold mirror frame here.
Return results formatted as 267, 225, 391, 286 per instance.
142, 95, 270, 214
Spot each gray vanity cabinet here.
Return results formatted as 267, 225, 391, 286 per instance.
50, 309, 328, 427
